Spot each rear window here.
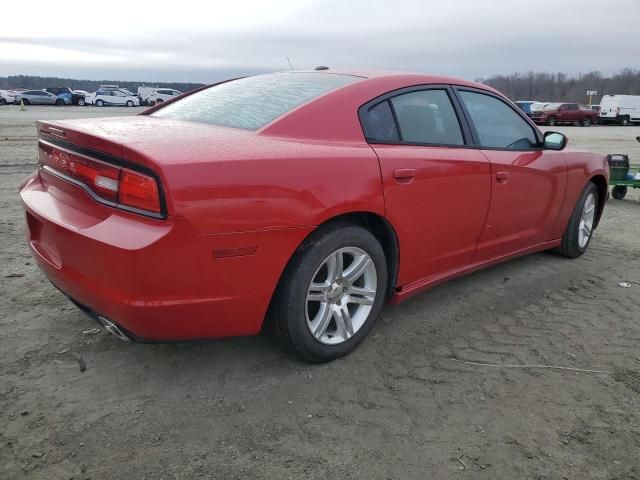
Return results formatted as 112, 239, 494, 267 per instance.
151, 72, 361, 130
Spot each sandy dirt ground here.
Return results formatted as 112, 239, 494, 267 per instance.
1, 105, 640, 480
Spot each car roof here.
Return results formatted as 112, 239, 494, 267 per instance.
259, 69, 503, 142
292, 68, 494, 89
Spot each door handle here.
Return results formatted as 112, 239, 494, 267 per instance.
496, 171, 510, 183
393, 168, 416, 182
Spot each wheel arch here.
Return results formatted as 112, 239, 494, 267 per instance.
589, 174, 607, 228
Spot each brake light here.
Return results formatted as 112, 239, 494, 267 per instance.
39, 141, 120, 201
118, 168, 161, 213
39, 141, 162, 216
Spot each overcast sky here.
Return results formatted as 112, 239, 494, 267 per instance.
0, 0, 637, 83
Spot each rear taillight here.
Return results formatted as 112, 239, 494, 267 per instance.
119, 168, 161, 213
39, 141, 163, 217
39, 141, 120, 201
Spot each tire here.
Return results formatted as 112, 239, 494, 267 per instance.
0, 98, 6, 105
126, 100, 134, 107
547, 116, 557, 126
78, 98, 85, 106
582, 117, 591, 127
556, 182, 598, 258
620, 116, 630, 126
156, 99, 163, 103
267, 222, 388, 363
55, 99, 64, 106
612, 185, 627, 200
96, 100, 104, 107
22, 99, 30, 105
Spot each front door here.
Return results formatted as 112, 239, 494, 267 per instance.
361, 87, 491, 286
455, 89, 567, 261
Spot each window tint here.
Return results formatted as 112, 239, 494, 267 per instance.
152, 72, 361, 130
361, 101, 399, 142
390, 90, 464, 145
459, 91, 537, 150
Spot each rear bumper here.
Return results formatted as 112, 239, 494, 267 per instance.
21, 171, 312, 341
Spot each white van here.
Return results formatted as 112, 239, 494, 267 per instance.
598, 95, 640, 125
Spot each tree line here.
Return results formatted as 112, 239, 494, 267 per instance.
0, 75, 205, 94
478, 69, 640, 103
2, 69, 639, 104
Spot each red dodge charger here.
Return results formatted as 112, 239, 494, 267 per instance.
20, 70, 608, 362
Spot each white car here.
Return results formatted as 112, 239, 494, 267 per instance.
146, 88, 182, 105
86, 89, 140, 107
0, 89, 17, 105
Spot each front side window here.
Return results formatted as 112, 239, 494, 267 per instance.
459, 91, 538, 150
390, 90, 464, 145
152, 72, 361, 131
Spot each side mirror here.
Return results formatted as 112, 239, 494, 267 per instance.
544, 131, 567, 151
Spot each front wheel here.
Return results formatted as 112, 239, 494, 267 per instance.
55, 99, 65, 106
612, 185, 627, 200
96, 99, 104, 107
556, 182, 598, 258
620, 117, 630, 126
547, 116, 557, 126
126, 100, 134, 107
0, 98, 6, 105
267, 223, 388, 363
78, 98, 85, 106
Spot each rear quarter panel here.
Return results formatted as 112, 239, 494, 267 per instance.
123, 135, 385, 234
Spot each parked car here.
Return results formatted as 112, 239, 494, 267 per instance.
14, 90, 66, 105
45, 87, 85, 105
531, 102, 598, 126
0, 89, 17, 105
529, 102, 549, 114
21, 70, 608, 362
85, 89, 140, 107
146, 88, 182, 105
515, 100, 537, 117
598, 95, 640, 125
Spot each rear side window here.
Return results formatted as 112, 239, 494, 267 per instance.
459, 91, 537, 150
152, 72, 361, 130
390, 90, 464, 145
361, 101, 399, 142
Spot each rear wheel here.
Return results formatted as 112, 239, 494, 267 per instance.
267, 223, 388, 363
582, 117, 591, 127
620, 116, 630, 126
612, 185, 627, 200
0, 98, 6, 105
78, 98, 85, 106
55, 99, 64, 106
96, 99, 104, 107
22, 99, 30, 105
547, 116, 557, 126
556, 182, 598, 258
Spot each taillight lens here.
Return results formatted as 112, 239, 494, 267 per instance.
39, 141, 162, 217
39, 141, 120, 201
118, 168, 161, 213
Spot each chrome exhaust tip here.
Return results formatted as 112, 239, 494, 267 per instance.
97, 316, 131, 342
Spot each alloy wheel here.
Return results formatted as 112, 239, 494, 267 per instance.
305, 247, 377, 345
578, 192, 596, 248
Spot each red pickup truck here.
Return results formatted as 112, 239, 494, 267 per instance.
531, 103, 598, 127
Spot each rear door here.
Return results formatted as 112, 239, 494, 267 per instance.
361, 86, 491, 285
455, 88, 567, 261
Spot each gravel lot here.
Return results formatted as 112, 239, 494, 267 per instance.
1, 105, 640, 479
